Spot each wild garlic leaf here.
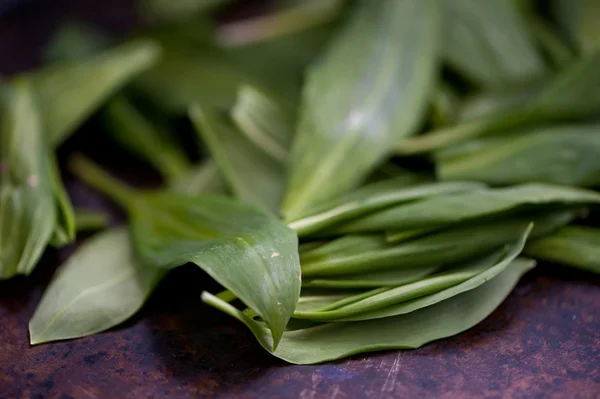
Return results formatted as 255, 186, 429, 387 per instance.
31, 39, 161, 146
296, 227, 530, 321
329, 183, 600, 234
302, 266, 439, 289
48, 156, 75, 247
73, 209, 110, 232
437, 124, 600, 187
134, 44, 252, 113
29, 228, 165, 344
105, 96, 191, 183
287, 180, 484, 237
441, 0, 545, 87
281, 0, 441, 217
202, 257, 533, 364
301, 212, 562, 277
525, 225, 600, 274
170, 160, 228, 195
553, 0, 600, 54
72, 157, 300, 348
231, 85, 296, 162
190, 104, 284, 213
0, 79, 56, 279
431, 83, 460, 128
398, 52, 600, 154
217, 0, 343, 46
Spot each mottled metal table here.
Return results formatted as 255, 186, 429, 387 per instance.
1, 2, 600, 398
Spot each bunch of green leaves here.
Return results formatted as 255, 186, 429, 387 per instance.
5, 0, 600, 367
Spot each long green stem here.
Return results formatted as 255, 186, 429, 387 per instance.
69, 154, 139, 208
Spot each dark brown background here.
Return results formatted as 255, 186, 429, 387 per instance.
1, 1, 599, 398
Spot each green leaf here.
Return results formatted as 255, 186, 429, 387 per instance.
301, 212, 565, 277
437, 124, 600, 187
398, 52, 600, 154
44, 22, 111, 63
48, 156, 75, 247
71, 156, 301, 349
202, 257, 534, 364
281, 0, 441, 217
0, 79, 56, 279
231, 85, 296, 162
303, 266, 439, 289
105, 96, 191, 183
288, 180, 484, 237
189, 104, 284, 213
134, 44, 252, 113
295, 226, 530, 321
441, 0, 545, 87
216, 0, 343, 46
553, 0, 600, 54
31, 39, 161, 146
525, 225, 600, 274
74, 209, 110, 232
170, 160, 228, 195
329, 183, 600, 234
29, 228, 165, 345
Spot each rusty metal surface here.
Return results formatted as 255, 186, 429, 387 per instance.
1, 2, 600, 398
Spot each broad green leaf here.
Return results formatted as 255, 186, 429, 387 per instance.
170, 160, 228, 195
437, 124, 600, 187
74, 209, 109, 232
0, 79, 56, 279
329, 183, 599, 234
231, 85, 296, 162
553, 0, 600, 54
72, 157, 301, 348
296, 227, 530, 321
105, 96, 191, 183
398, 52, 600, 154
287, 180, 484, 237
202, 257, 534, 364
29, 228, 165, 344
281, 0, 441, 217
217, 0, 343, 46
525, 225, 600, 274
31, 39, 161, 145
441, 0, 545, 87
301, 212, 563, 277
190, 104, 284, 213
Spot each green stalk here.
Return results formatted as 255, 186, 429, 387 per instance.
69, 155, 139, 208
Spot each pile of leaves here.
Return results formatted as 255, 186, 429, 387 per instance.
2, 0, 600, 365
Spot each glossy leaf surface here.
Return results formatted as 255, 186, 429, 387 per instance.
29, 228, 165, 344
282, 0, 440, 216
203, 257, 533, 364
329, 183, 599, 234
288, 180, 483, 237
